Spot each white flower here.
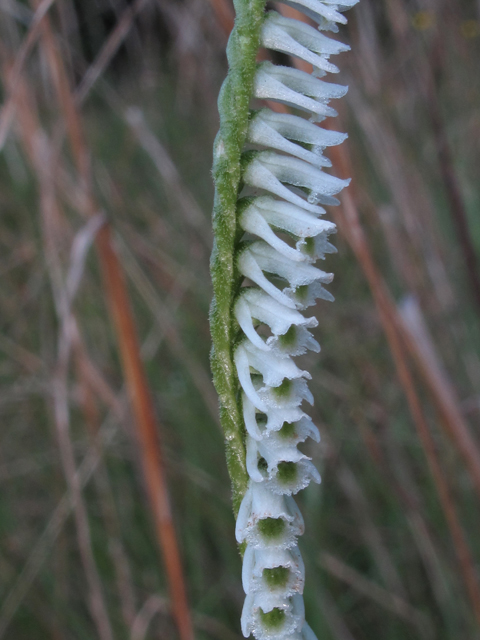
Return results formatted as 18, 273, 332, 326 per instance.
241, 592, 305, 640
242, 544, 305, 601
250, 109, 348, 153
248, 241, 333, 289
257, 377, 314, 410
236, 481, 305, 550
242, 393, 307, 439
242, 340, 312, 388
281, 0, 358, 27
239, 196, 337, 266
240, 287, 318, 334
247, 112, 332, 169
243, 151, 350, 206
247, 434, 321, 496
238, 249, 298, 309
225, 1, 356, 637
254, 62, 347, 121
285, 281, 335, 308
260, 11, 350, 75
267, 325, 320, 356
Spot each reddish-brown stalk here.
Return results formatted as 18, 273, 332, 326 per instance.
6, 3, 195, 638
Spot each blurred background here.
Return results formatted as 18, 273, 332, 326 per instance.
0, 0, 480, 638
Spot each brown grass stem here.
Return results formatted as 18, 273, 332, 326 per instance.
30, 8, 194, 639
0, 0, 58, 150
96, 224, 194, 640
329, 166, 480, 625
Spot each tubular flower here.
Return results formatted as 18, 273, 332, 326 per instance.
210, 1, 357, 638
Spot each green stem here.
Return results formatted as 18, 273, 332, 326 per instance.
210, 0, 266, 516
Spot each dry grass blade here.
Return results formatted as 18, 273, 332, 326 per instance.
131, 595, 242, 640
97, 225, 194, 640
8, 66, 115, 638
327, 129, 480, 497
320, 553, 433, 636
0, 414, 120, 639
125, 107, 211, 244
424, 41, 480, 315
28, 7, 194, 639
116, 235, 219, 424
0, 0, 58, 150
336, 185, 480, 626
336, 464, 406, 597
74, 0, 151, 105
399, 296, 480, 452
75, 337, 137, 628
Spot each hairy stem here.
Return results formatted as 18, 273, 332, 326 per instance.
210, 0, 266, 515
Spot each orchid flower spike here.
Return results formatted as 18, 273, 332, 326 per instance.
210, 1, 357, 638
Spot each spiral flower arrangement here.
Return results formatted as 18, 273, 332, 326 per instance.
210, 1, 357, 638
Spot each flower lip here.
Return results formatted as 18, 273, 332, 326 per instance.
238, 248, 298, 310
260, 14, 341, 74
278, 0, 351, 24
242, 545, 306, 608
251, 109, 348, 150
247, 114, 332, 169
253, 62, 347, 120
240, 287, 318, 337
235, 482, 305, 549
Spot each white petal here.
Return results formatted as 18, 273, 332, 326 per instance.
254, 62, 346, 120
280, 2, 340, 32
251, 151, 350, 200
295, 415, 321, 443
248, 114, 331, 168
302, 622, 319, 640
258, 378, 314, 409
237, 481, 304, 549
296, 229, 337, 262
244, 340, 311, 387
254, 67, 336, 120
242, 591, 304, 639
247, 436, 265, 482
285, 281, 335, 308
262, 415, 320, 445
234, 344, 268, 411
265, 406, 306, 432
250, 241, 333, 288
256, 196, 335, 238
258, 439, 307, 470
261, 15, 340, 74
266, 12, 350, 56
258, 62, 347, 102
236, 484, 253, 543
238, 249, 297, 309
278, 0, 348, 24
253, 109, 347, 150
239, 202, 306, 262
241, 592, 255, 638
267, 325, 320, 356
242, 288, 318, 336
246, 546, 306, 607
243, 393, 264, 440
243, 154, 324, 214
235, 295, 271, 352
243, 544, 256, 594
265, 459, 321, 496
